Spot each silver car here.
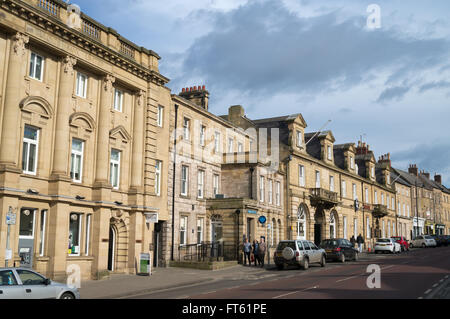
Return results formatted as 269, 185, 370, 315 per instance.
0, 268, 80, 299
410, 235, 437, 248
274, 240, 327, 270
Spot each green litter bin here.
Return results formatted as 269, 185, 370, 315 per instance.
139, 253, 151, 276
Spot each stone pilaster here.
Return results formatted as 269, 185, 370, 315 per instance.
0, 32, 29, 168
51, 56, 77, 180
94, 74, 115, 187
130, 90, 145, 191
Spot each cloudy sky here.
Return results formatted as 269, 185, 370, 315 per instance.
74, 0, 450, 185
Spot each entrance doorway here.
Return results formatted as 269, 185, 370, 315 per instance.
297, 205, 307, 240
246, 218, 254, 242
18, 208, 36, 268
107, 226, 116, 271
314, 208, 325, 245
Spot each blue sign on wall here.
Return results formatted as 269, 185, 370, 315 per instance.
258, 216, 267, 224
247, 210, 257, 215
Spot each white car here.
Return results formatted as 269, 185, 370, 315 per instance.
410, 235, 437, 248
0, 268, 80, 299
374, 238, 401, 254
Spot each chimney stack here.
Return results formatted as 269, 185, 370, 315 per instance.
408, 164, 418, 176
434, 174, 442, 184
179, 85, 210, 111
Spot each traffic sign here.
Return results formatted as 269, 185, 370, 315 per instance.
6, 212, 16, 225
258, 216, 267, 224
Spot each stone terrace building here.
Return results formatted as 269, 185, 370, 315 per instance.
226, 107, 397, 251
0, 0, 171, 280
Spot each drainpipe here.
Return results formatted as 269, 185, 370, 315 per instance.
171, 104, 179, 261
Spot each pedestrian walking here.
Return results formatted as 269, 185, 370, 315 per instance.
357, 234, 364, 253
258, 237, 267, 268
243, 238, 252, 266
350, 235, 356, 248
252, 240, 259, 266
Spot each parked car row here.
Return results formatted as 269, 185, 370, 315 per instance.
273, 238, 359, 270
0, 268, 80, 299
274, 234, 449, 271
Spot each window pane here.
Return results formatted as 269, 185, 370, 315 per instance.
19, 209, 34, 237
29, 53, 35, 77
111, 150, 120, 161
0, 270, 18, 286
16, 270, 45, 285
22, 142, 29, 171
24, 126, 38, 140
39, 210, 46, 256
35, 55, 42, 80
28, 143, 36, 173
69, 214, 81, 254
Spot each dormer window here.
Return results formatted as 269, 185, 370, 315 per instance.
327, 145, 332, 160
371, 166, 375, 179
296, 130, 302, 148
350, 156, 354, 169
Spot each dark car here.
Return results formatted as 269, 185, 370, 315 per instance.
443, 235, 450, 246
319, 239, 359, 263
429, 235, 445, 247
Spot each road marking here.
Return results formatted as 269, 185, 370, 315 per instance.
176, 296, 189, 299
424, 289, 432, 295
381, 265, 395, 270
336, 276, 358, 283
272, 286, 318, 299
432, 283, 438, 288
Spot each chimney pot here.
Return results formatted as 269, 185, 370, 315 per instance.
182, 88, 186, 93
202, 85, 206, 91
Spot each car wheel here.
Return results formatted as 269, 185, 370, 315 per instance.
321, 255, 326, 267
422, 243, 426, 248
276, 263, 284, 270
354, 252, 359, 261
60, 292, 75, 299
302, 258, 309, 270
340, 253, 345, 263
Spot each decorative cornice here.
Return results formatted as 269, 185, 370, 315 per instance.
0, 0, 170, 86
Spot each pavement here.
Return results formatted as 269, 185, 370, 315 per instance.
79, 253, 370, 299
79, 262, 275, 299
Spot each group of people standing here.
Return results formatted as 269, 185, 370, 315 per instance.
243, 237, 266, 267
350, 234, 365, 252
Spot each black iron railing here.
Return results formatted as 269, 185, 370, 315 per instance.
177, 242, 237, 262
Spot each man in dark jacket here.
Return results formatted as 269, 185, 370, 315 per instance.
350, 235, 356, 248
258, 237, 267, 267
252, 240, 259, 266
357, 234, 364, 253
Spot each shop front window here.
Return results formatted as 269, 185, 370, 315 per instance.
69, 213, 82, 256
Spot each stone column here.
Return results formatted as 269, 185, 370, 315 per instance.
94, 74, 115, 186
51, 56, 77, 179
47, 202, 70, 281
130, 90, 145, 190
0, 32, 29, 167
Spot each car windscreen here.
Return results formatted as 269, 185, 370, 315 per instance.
277, 242, 296, 251
424, 236, 433, 239
377, 239, 391, 243
320, 240, 340, 248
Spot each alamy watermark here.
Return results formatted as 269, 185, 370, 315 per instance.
367, 4, 381, 29
366, 264, 381, 289
170, 121, 280, 173
66, 264, 81, 289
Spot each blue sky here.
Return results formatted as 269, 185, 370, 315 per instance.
72, 0, 450, 185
